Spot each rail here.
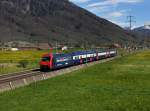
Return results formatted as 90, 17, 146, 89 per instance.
0, 57, 117, 93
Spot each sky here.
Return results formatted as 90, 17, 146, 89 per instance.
69, 0, 150, 28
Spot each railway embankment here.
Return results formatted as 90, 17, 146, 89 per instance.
0, 57, 117, 93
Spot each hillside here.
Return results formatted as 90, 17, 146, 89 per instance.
132, 24, 150, 45
0, 0, 136, 46
133, 24, 150, 38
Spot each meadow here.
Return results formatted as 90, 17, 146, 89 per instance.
0, 50, 50, 74
0, 50, 150, 111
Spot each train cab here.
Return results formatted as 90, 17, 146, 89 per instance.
40, 53, 74, 71
40, 53, 53, 71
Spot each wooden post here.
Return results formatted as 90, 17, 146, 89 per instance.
42, 74, 46, 80
32, 76, 36, 82
9, 82, 13, 90
23, 79, 28, 85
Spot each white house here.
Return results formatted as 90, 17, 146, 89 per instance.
11, 48, 19, 51
62, 46, 68, 51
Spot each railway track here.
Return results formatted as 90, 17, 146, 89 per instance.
0, 57, 117, 92
0, 69, 41, 84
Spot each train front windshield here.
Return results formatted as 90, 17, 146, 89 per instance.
42, 57, 50, 62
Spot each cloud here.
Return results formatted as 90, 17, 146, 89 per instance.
69, 0, 90, 3
69, 0, 144, 27
145, 21, 150, 25
107, 10, 129, 17
108, 11, 124, 17
87, 0, 143, 8
87, 5, 111, 13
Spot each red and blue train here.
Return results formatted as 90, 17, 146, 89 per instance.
40, 49, 117, 71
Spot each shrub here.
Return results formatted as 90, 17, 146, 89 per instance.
18, 60, 29, 68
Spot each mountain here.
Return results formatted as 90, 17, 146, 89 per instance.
133, 24, 150, 39
0, 0, 136, 46
134, 24, 150, 34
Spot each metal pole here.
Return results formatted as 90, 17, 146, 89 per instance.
126, 15, 136, 30
86, 42, 88, 64
56, 41, 57, 53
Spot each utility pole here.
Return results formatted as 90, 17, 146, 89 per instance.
55, 41, 58, 54
85, 41, 88, 64
126, 15, 136, 30
126, 15, 136, 49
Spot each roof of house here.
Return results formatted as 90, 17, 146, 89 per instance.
38, 43, 51, 50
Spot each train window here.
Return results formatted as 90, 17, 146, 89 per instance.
80, 56, 82, 59
42, 57, 50, 62
75, 57, 79, 60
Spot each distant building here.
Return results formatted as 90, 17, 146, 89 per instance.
11, 48, 19, 51
109, 43, 121, 48
0, 47, 10, 51
11, 42, 52, 51
38, 43, 52, 50
62, 46, 68, 51
18, 46, 39, 50
0, 42, 53, 51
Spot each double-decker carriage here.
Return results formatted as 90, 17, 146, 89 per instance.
40, 49, 117, 71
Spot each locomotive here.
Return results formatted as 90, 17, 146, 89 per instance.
40, 49, 117, 71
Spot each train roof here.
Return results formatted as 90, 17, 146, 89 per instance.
53, 53, 72, 58
41, 49, 116, 58
71, 50, 96, 55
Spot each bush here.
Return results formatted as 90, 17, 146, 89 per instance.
18, 60, 29, 68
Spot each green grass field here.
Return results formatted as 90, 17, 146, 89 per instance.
0, 50, 150, 111
0, 50, 50, 74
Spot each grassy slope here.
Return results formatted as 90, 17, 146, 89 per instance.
0, 51, 150, 111
0, 50, 49, 74
0, 50, 50, 62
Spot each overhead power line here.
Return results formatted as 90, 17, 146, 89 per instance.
126, 15, 136, 30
